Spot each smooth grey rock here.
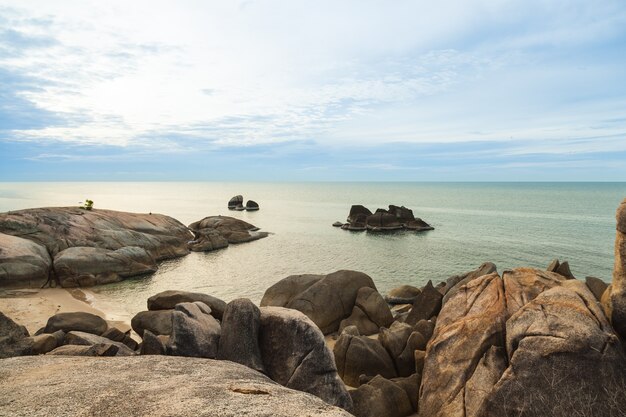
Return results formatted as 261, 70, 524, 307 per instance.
47, 343, 119, 357
169, 302, 221, 358
131, 310, 173, 337
188, 216, 268, 246
334, 333, 397, 387
0, 232, 52, 288
147, 290, 227, 319
139, 329, 166, 355
350, 375, 413, 417
31, 333, 58, 354
217, 298, 265, 373
44, 312, 107, 335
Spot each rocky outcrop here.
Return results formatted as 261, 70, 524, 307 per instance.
0, 356, 353, 417
611, 198, 626, 339
441, 262, 497, 302
338, 204, 433, 232
53, 246, 157, 287
261, 270, 378, 334
0, 232, 52, 288
502, 267, 565, 318
188, 216, 268, 251
259, 306, 353, 411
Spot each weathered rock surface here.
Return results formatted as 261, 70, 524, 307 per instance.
441, 262, 497, 302
418, 272, 506, 417
585, 275, 608, 301
259, 306, 353, 411
64, 331, 136, 356
227, 195, 244, 209
610, 198, 626, 339
0, 311, 32, 358
385, 284, 421, 304
261, 270, 377, 334
339, 204, 433, 231
502, 267, 565, 318
0, 356, 353, 416
334, 332, 397, 387
350, 375, 414, 417
44, 312, 108, 335
53, 246, 156, 287
169, 302, 221, 358
188, 216, 268, 248
478, 282, 626, 417
339, 287, 393, 335
147, 290, 227, 319
47, 343, 120, 356
139, 329, 167, 355
131, 310, 174, 337
217, 298, 265, 373
405, 280, 443, 326
245, 200, 259, 211
0, 233, 52, 287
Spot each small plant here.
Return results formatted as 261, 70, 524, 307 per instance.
79, 199, 94, 211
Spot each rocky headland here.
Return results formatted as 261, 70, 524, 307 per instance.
1, 198, 626, 417
335, 204, 433, 232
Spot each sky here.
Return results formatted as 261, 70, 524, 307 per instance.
1, 0, 625, 181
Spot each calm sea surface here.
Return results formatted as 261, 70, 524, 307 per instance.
1, 182, 625, 316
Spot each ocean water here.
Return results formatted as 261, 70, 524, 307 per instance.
1, 182, 625, 316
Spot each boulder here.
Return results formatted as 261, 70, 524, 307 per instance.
418, 273, 506, 417
334, 333, 397, 387
555, 260, 576, 279
188, 228, 229, 252
384, 285, 421, 304
347, 205, 373, 224
332, 221, 344, 227
350, 375, 413, 417
392, 373, 420, 412
31, 333, 58, 354
502, 267, 565, 318
0, 356, 353, 416
169, 302, 221, 358
463, 346, 507, 417
147, 290, 227, 319
546, 258, 560, 272
478, 282, 626, 417
245, 200, 259, 211
261, 270, 377, 334
217, 298, 265, 373
139, 329, 167, 355
378, 321, 413, 359
259, 306, 353, 411
47, 343, 119, 356
0, 232, 52, 288
0, 311, 32, 358
0, 207, 192, 262
188, 216, 268, 245
339, 287, 392, 335
64, 331, 136, 356
395, 331, 426, 377
405, 280, 443, 326
366, 211, 403, 230
44, 312, 108, 335
100, 327, 126, 342
53, 246, 157, 287
442, 262, 497, 302
131, 310, 174, 337
339, 306, 379, 336
611, 198, 626, 339
414, 319, 435, 341
585, 276, 608, 301
228, 195, 244, 209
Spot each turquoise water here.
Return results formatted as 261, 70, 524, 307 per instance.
1, 182, 624, 315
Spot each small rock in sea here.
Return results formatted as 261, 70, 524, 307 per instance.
245, 200, 259, 211
227, 195, 244, 210
332, 221, 344, 227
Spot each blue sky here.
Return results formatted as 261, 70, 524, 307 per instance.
1, 0, 625, 181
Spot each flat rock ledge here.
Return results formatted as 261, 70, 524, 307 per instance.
0, 355, 352, 417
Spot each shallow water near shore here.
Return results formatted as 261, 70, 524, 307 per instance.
1, 182, 625, 316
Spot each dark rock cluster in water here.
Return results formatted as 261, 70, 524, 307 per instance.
334, 204, 433, 232
228, 195, 259, 211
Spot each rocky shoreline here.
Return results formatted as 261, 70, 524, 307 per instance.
1, 199, 626, 417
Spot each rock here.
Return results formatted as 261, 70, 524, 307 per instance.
32, 333, 58, 354
366, 211, 403, 231
47, 343, 119, 356
395, 331, 426, 377
463, 346, 507, 417
261, 270, 377, 334
442, 262, 497, 302
339, 306, 379, 335
259, 306, 353, 411
392, 373, 420, 412
478, 282, 626, 417
334, 333, 397, 387
379, 321, 413, 359
339, 287, 393, 335
245, 200, 259, 211
556, 260, 576, 279
332, 221, 344, 227
217, 298, 265, 373
139, 329, 167, 355
348, 205, 373, 224
169, 302, 221, 358
131, 310, 174, 337
147, 290, 227, 319
228, 195, 244, 209
405, 280, 443, 326
187, 228, 229, 252
53, 246, 157, 287
0, 311, 32, 358
341, 325, 360, 336
385, 285, 421, 304
51, 329, 65, 346
188, 216, 268, 246
0, 356, 353, 417
350, 375, 413, 417
585, 276, 608, 301
0, 232, 52, 288
44, 312, 108, 335
0, 207, 192, 262
611, 198, 626, 339
64, 331, 136, 356
502, 267, 565, 318
100, 327, 126, 342
414, 319, 435, 341
418, 273, 506, 417
391, 304, 412, 315
414, 349, 425, 374
546, 258, 560, 272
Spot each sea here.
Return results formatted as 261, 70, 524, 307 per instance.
1, 182, 625, 315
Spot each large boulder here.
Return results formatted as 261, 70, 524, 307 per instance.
333, 332, 397, 387
188, 216, 268, 246
53, 246, 157, 287
418, 273, 506, 417
611, 198, 626, 339
168, 302, 221, 358
147, 290, 227, 319
227, 195, 244, 209
366, 211, 402, 230
0, 207, 192, 261
131, 310, 174, 337
502, 267, 565, 318
0, 356, 353, 416
585, 276, 608, 301
350, 375, 414, 417
339, 287, 393, 335
259, 306, 353, 411
261, 270, 377, 334
0, 311, 32, 358
44, 312, 108, 335
405, 280, 443, 326
347, 205, 373, 223
477, 282, 626, 417
441, 262, 497, 302
0, 232, 52, 288
384, 285, 421, 304
217, 298, 265, 373
187, 228, 229, 252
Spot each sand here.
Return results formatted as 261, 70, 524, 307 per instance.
0, 287, 133, 334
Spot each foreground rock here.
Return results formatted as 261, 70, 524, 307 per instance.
261, 270, 378, 334
0, 311, 32, 358
0, 207, 192, 287
0, 356, 353, 417
0, 233, 52, 288
188, 216, 268, 251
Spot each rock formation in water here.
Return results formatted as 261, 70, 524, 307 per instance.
187, 215, 268, 252
336, 204, 433, 232
228, 195, 260, 211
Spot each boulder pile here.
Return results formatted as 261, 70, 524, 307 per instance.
335, 204, 433, 232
